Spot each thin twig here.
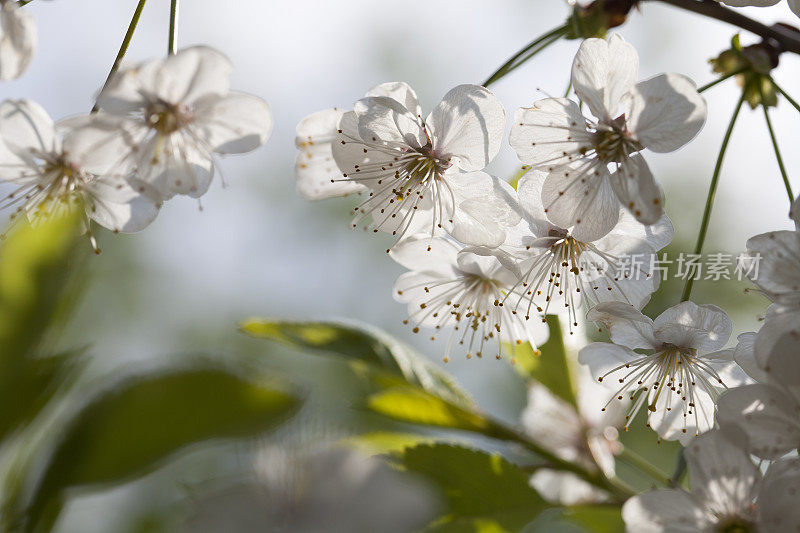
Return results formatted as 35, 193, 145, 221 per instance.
91, 0, 148, 113
482, 25, 568, 87
168, 0, 179, 56
770, 76, 800, 115
697, 68, 746, 93
648, 0, 800, 55
760, 95, 794, 202
681, 91, 746, 302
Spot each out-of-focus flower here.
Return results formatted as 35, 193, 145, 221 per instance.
0, 99, 160, 250
0, 1, 36, 81
500, 169, 672, 329
717, 328, 800, 459
579, 301, 748, 443
296, 82, 521, 248
509, 34, 706, 232
390, 234, 548, 361
622, 429, 800, 532
90, 46, 273, 200
521, 365, 625, 505
183, 447, 438, 533
716, 0, 799, 18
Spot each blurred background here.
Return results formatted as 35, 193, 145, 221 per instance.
2, 0, 798, 530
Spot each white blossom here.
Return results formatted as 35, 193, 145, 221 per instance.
89, 46, 273, 200
296, 82, 521, 248
499, 169, 672, 330
716, 0, 800, 17
509, 34, 706, 233
622, 429, 800, 532
717, 328, 800, 459
521, 364, 626, 505
390, 234, 548, 361
579, 301, 747, 443
0, 1, 35, 81
0, 99, 160, 250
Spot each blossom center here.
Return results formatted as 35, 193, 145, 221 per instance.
146, 100, 191, 135
591, 116, 642, 163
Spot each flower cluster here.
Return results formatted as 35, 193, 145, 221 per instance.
0, 45, 272, 251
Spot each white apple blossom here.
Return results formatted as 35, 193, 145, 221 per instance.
521, 364, 626, 505
622, 429, 800, 532
716, 0, 800, 17
0, 0, 36, 81
296, 82, 521, 249
579, 301, 748, 443
89, 46, 273, 200
717, 328, 800, 459
0, 99, 160, 250
499, 169, 672, 330
509, 34, 706, 233
390, 234, 548, 361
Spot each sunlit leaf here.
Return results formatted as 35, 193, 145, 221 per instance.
0, 213, 83, 441
394, 443, 548, 532
367, 386, 490, 433
507, 316, 577, 408
26, 368, 301, 530
343, 431, 436, 455
240, 319, 473, 405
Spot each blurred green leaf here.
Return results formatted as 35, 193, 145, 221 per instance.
507, 316, 577, 408
343, 431, 436, 455
522, 506, 624, 533
26, 368, 301, 531
367, 385, 490, 433
395, 443, 548, 532
0, 213, 83, 441
241, 319, 473, 405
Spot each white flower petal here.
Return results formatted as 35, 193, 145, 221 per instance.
744, 230, 800, 304
0, 99, 58, 156
791, 193, 800, 230
716, 383, 800, 460
625, 73, 707, 153
571, 34, 639, 121
389, 234, 460, 274
508, 98, 592, 168
653, 301, 732, 352
97, 58, 162, 114
294, 108, 365, 200
541, 166, 620, 242
155, 46, 232, 105
84, 175, 161, 233
137, 133, 214, 199
622, 489, 708, 533
597, 210, 674, 253
716, 0, 779, 6
586, 302, 656, 349
59, 115, 140, 176
683, 430, 761, 514
609, 155, 664, 226
353, 95, 426, 149
759, 458, 800, 532
427, 84, 505, 171
753, 306, 800, 369
366, 82, 422, 121
191, 92, 273, 154
530, 470, 605, 506
0, 2, 36, 81
578, 341, 640, 381
446, 171, 522, 247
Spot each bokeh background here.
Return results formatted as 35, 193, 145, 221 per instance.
2, 0, 799, 530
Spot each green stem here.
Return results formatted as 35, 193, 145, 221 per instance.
486, 419, 635, 501
669, 448, 687, 488
17, 0, 34, 6
91, 0, 148, 113
681, 91, 746, 302
697, 68, 746, 94
482, 25, 568, 88
168, 0, 179, 55
618, 447, 671, 486
769, 76, 800, 115
761, 96, 794, 202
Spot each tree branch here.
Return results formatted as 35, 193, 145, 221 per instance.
648, 0, 800, 55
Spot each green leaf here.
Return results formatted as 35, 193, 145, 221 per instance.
522, 506, 624, 533
342, 431, 436, 455
366, 385, 490, 433
395, 443, 549, 532
240, 319, 473, 405
26, 368, 301, 530
507, 316, 577, 408
0, 213, 84, 440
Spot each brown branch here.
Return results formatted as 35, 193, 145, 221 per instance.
648, 0, 800, 55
